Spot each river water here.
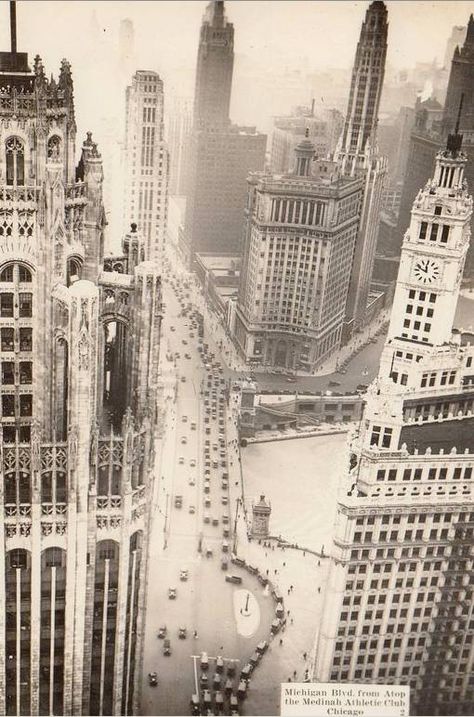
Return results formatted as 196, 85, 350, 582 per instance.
241, 432, 348, 552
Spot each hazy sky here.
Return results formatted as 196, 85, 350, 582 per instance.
4, 2, 472, 128
3, 1, 471, 240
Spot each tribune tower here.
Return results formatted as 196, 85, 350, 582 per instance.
0, 5, 161, 715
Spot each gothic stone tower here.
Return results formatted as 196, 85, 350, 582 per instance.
0, 8, 161, 716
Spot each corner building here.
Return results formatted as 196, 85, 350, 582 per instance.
0, 29, 161, 717
314, 130, 474, 715
234, 137, 362, 370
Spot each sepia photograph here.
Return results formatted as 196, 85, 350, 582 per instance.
0, 0, 472, 716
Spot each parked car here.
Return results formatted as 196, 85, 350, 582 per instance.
180, 569, 189, 581
178, 627, 187, 639
163, 639, 171, 656
168, 587, 177, 599
157, 626, 167, 639
225, 575, 242, 584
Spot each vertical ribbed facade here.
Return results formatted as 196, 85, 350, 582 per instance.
338, 0, 388, 338
0, 28, 161, 717
123, 71, 169, 266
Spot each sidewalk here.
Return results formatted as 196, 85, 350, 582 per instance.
224, 396, 329, 714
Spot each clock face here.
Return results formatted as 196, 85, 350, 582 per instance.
413, 258, 440, 284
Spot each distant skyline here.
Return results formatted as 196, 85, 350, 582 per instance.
5, 1, 472, 244
6, 2, 472, 135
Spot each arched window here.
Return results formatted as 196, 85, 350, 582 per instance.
47, 135, 62, 160
5, 136, 24, 186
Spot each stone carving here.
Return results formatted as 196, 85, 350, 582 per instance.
20, 522, 31, 537
77, 332, 89, 371
68, 425, 79, 467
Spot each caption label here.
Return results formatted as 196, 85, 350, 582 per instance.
280, 683, 410, 716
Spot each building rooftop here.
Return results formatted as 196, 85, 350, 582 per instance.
399, 416, 474, 454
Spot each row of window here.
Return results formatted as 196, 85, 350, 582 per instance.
419, 221, 450, 244
376, 466, 472, 482
421, 370, 457, 388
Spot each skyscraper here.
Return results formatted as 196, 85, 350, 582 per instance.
0, 6, 162, 714
314, 126, 474, 716
123, 71, 170, 265
337, 0, 388, 339
193, 0, 234, 129
183, 1, 266, 264
233, 136, 363, 370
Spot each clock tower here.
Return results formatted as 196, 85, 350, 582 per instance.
380, 123, 472, 382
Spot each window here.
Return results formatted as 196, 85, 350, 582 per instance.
5, 136, 24, 186
18, 266, 31, 283
419, 222, 427, 240
441, 225, 449, 243
19, 328, 32, 352
19, 395, 32, 416
0, 266, 13, 282
1, 362, 14, 384
430, 224, 439, 242
19, 361, 32, 384
19, 293, 32, 317
2, 394, 15, 417
0, 293, 13, 317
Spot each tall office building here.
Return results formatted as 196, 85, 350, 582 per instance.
0, 7, 162, 715
123, 71, 169, 265
165, 96, 193, 196
314, 126, 474, 716
233, 136, 363, 370
193, 0, 234, 129
183, 1, 266, 264
337, 0, 388, 339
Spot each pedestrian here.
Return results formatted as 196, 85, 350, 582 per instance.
274, 569, 277, 575
317, 560, 320, 566
290, 584, 293, 591
303, 551, 306, 557
279, 638, 283, 646
318, 587, 321, 594
283, 562, 286, 567
303, 652, 307, 661
266, 569, 269, 576
290, 618, 293, 625
287, 609, 290, 616
293, 670, 297, 678
287, 589, 290, 595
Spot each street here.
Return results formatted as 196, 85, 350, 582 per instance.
140, 259, 276, 716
